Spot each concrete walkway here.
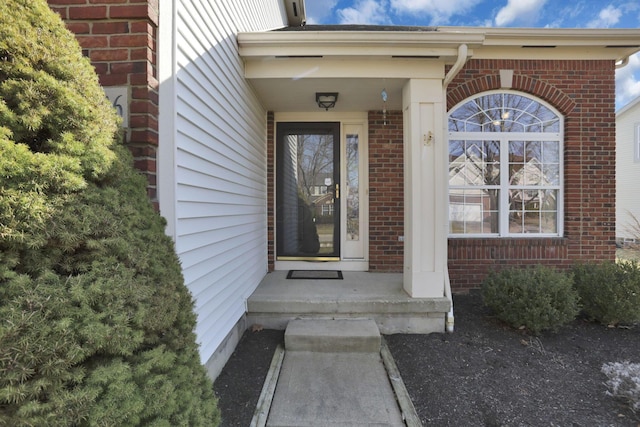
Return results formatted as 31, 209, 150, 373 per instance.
251, 319, 421, 427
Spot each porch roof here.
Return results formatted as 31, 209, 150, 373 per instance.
238, 25, 640, 112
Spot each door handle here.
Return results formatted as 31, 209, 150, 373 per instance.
335, 184, 339, 198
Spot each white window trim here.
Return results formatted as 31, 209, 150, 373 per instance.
448, 90, 564, 238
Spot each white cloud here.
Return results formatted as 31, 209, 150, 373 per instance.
562, 1, 587, 20
616, 52, 640, 110
544, 2, 586, 28
494, 0, 547, 27
621, 1, 640, 15
390, 0, 483, 25
305, 0, 339, 24
587, 5, 622, 28
336, 0, 391, 25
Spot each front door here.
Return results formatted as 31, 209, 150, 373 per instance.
276, 122, 340, 260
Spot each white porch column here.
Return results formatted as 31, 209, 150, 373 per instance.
402, 79, 448, 298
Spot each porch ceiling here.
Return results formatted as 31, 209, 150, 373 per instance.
249, 77, 406, 112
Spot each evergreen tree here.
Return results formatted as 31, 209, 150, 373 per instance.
0, 1, 220, 425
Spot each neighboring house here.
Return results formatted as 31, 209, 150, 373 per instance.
616, 96, 640, 244
48, 0, 640, 379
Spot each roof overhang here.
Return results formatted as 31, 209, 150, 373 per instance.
240, 26, 640, 62
239, 29, 482, 61
238, 26, 640, 112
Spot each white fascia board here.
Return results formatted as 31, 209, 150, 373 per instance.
240, 44, 462, 58
243, 57, 446, 79
444, 26, 640, 61
472, 46, 636, 61
474, 27, 640, 45
617, 96, 640, 117
238, 27, 640, 62
238, 31, 483, 58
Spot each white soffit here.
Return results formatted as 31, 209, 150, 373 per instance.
249, 77, 406, 111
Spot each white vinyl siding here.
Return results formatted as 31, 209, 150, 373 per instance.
163, 0, 287, 364
281, 135, 299, 254
616, 97, 640, 241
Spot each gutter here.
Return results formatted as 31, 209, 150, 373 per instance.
442, 44, 469, 333
616, 56, 629, 69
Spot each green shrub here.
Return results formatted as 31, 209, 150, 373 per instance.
481, 265, 579, 335
572, 261, 640, 326
0, 1, 220, 425
0, 0, 117, 246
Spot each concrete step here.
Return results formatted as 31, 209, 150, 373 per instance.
247, 272, 452, 334
285, 318, 381, 353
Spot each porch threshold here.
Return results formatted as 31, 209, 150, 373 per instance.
247, 271, 451, 334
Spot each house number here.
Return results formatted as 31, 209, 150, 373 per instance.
103, 86, 129, 128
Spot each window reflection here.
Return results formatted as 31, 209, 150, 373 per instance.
449, 93, 560, 133
449, 189, 499, 234
346, 134, 359, 241
448, 92, 562, 237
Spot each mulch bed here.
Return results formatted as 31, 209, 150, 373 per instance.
213, 293, 640, 426
213, 329, 284, 426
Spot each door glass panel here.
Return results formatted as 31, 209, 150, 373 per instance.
276, 123, 340, 259
346, 133, 359, 241
343, 124, 366, 260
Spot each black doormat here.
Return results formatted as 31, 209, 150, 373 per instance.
286, 270, 343, 280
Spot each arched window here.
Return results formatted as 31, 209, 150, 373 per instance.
448, 91, 563, 237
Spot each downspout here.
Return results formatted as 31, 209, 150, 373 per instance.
444, 44, 469, 87
616, 56, 629, 69
442, 44, 469, 333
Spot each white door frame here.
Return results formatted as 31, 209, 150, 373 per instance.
274, 112, 369, 271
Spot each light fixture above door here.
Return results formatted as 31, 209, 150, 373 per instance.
316, 92, 339, 110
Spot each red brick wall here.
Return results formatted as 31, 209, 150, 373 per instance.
446, 59, 617, 292
368, 111, 404, 271
266, 60, 618, 284
49, 0, 159, 205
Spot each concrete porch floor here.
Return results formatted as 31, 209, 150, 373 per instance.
246, 271, 451, 334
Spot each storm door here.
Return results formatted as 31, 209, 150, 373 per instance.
276, 122, 341, 260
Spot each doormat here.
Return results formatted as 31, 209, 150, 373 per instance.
287, 270, 343, 280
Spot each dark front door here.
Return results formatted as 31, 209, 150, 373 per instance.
276, 122, 340, 260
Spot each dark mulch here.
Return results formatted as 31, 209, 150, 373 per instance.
213, 294, 640, 427
213, 329, 284, 427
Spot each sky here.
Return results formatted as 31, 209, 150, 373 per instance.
305, 0, 640, 111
